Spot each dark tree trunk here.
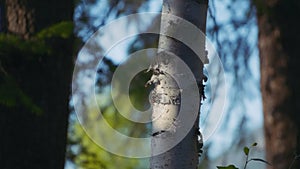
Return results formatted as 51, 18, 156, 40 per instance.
0, 0, 73, 169
255, 0, 300, 168
0, 0, 6, 32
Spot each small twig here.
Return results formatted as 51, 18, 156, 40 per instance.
288, 154, 300, 169
0, 61, 8, 76
243, 150, 250, 169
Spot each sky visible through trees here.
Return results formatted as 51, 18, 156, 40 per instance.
67, 0, 264, 168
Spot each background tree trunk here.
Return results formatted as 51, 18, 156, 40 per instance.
0, 0, 73, 169
255, 0, 300, 168
150, 0, 208, 169
5, 0, 35, 38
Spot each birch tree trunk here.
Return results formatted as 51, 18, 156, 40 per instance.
150, 0, 208, 168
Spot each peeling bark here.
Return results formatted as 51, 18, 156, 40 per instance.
150, 0, 208, 169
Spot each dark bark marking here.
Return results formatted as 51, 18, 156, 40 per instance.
152, 130, 166, 137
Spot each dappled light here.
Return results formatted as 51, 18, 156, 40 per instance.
1, 0, 299, 169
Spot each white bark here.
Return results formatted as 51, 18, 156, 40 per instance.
149, 0, 208, 169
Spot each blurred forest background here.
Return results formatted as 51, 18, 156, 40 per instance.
1, 0, 299, 169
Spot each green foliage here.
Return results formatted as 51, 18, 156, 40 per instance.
0, 75, 43, 115
129, 70, 152, 111
217, 142, 270, 169
68, 66, 151, 168
68, 91, 149, 168
0, 34, 51, 57
0, 32, 47, 115
36, 21, 73, 39
0, 21, 73, 58
251, 142, 257, 147
243, 147, 249, 156
0, 21, 73, 114
217, 165, 238, 169
68, 113, 146, 169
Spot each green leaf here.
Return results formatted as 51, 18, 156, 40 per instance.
252, 142, 258, 147
0, 34, 51, 56
243, 146, 250, 156
217, 165, 239, 169
250, 158, 271, 165
36, 21, 73, 39
0, 76, 43, 115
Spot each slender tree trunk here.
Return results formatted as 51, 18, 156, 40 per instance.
150, 0, 208, 169
255, 0, 300, 168
0, 0, 73, 169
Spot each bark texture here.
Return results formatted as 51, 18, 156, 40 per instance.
5, 0, 35, 38
0, 0, 73, 169
255, 0, 300, 168
5, 0, 72, 38
150, 0, 208, 169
